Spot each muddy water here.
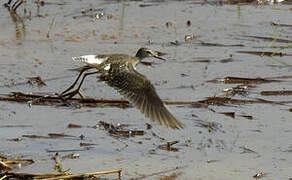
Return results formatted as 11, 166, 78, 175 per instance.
1, 0, 292, 179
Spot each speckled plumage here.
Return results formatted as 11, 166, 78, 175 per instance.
62, 48, 184, 129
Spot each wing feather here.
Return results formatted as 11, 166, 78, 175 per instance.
103, 64, 183, 129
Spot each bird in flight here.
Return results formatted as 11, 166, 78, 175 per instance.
60, 48, 183, 129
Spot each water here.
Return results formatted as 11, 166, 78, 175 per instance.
1, 0, 292, 179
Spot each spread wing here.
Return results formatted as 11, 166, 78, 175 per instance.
102, 64, 183, 129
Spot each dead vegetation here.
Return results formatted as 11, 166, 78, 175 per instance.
0, 154, 121, 180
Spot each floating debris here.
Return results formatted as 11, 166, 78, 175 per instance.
7, 138, 22, 142
0, 125, 32, 128
67, 123, 105, 129
189, 0, 252, 5
0, 75, 71, 88
197, 40, 244, 47
198, 96, 291, 105
240, 146, 258, 154
184, 56, 233, 64
237, 50, 292, 57
253, 172, 266, 179
22, 134, 55, 139
95, 12, 104, 19
22, 133, 76, 139
81, 8, 103, 15
67, 123, 82, 128
186, 58, 211, 63
1, 91, 292, 112
195, 120, 224, 133
165, 21, 173, 28
0, 157, 34, 171
209, 76, 280, 84
53, 153, 62, 172
219, 112, 253, 120
80, 142, 98, 147
270, 22, 292, 27
223, 85, 250, 96
34, 0, 66, 6
146, 123, 152, 130
61, 153, 80, 160
240, 35, 292, 43
158, 141, 180, 152
184, 34, 196, 42
167, 40, 244, 47
0, 161, 11, 172
48, 133, 76, 138
101, 34, 118, 40
198, 96, 251, 105
139, 3, 159, 7
27, 76, 46, 87
168, 40, 182, 46
219, 55, 233, 63
260, 90, 292, 96
46, 148, 89, 153
1, 169, 121, 179
131, 165, 186, 179
69, 8, 105, 19
0, 92, 201, 108
0, 92, 131, 108
186, 20, 191, 27
65, 36, 86, 42
219, 112, 235, 118
239, 115, 253, 120
265, 75, 292, 80
99, 121, 144, 138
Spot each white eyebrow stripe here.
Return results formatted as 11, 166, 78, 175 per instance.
72, 55, 108, 66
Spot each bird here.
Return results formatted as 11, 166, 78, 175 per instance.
60, 47, 184, 129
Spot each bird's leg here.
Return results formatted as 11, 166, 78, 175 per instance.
60, 66, 93, 96
11, 0, 23, 12
61, 71, 100, 99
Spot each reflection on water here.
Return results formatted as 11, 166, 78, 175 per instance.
4, 0, 26, 44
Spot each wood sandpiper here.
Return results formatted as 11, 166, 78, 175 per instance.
60, 47, 184, 129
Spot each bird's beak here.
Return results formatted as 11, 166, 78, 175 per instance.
153, 51, 166, 61
153, 55, 166, 61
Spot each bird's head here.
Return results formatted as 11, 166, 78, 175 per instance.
135, 47, 166, 61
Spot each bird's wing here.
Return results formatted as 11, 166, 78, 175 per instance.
103, 64, 183, 129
